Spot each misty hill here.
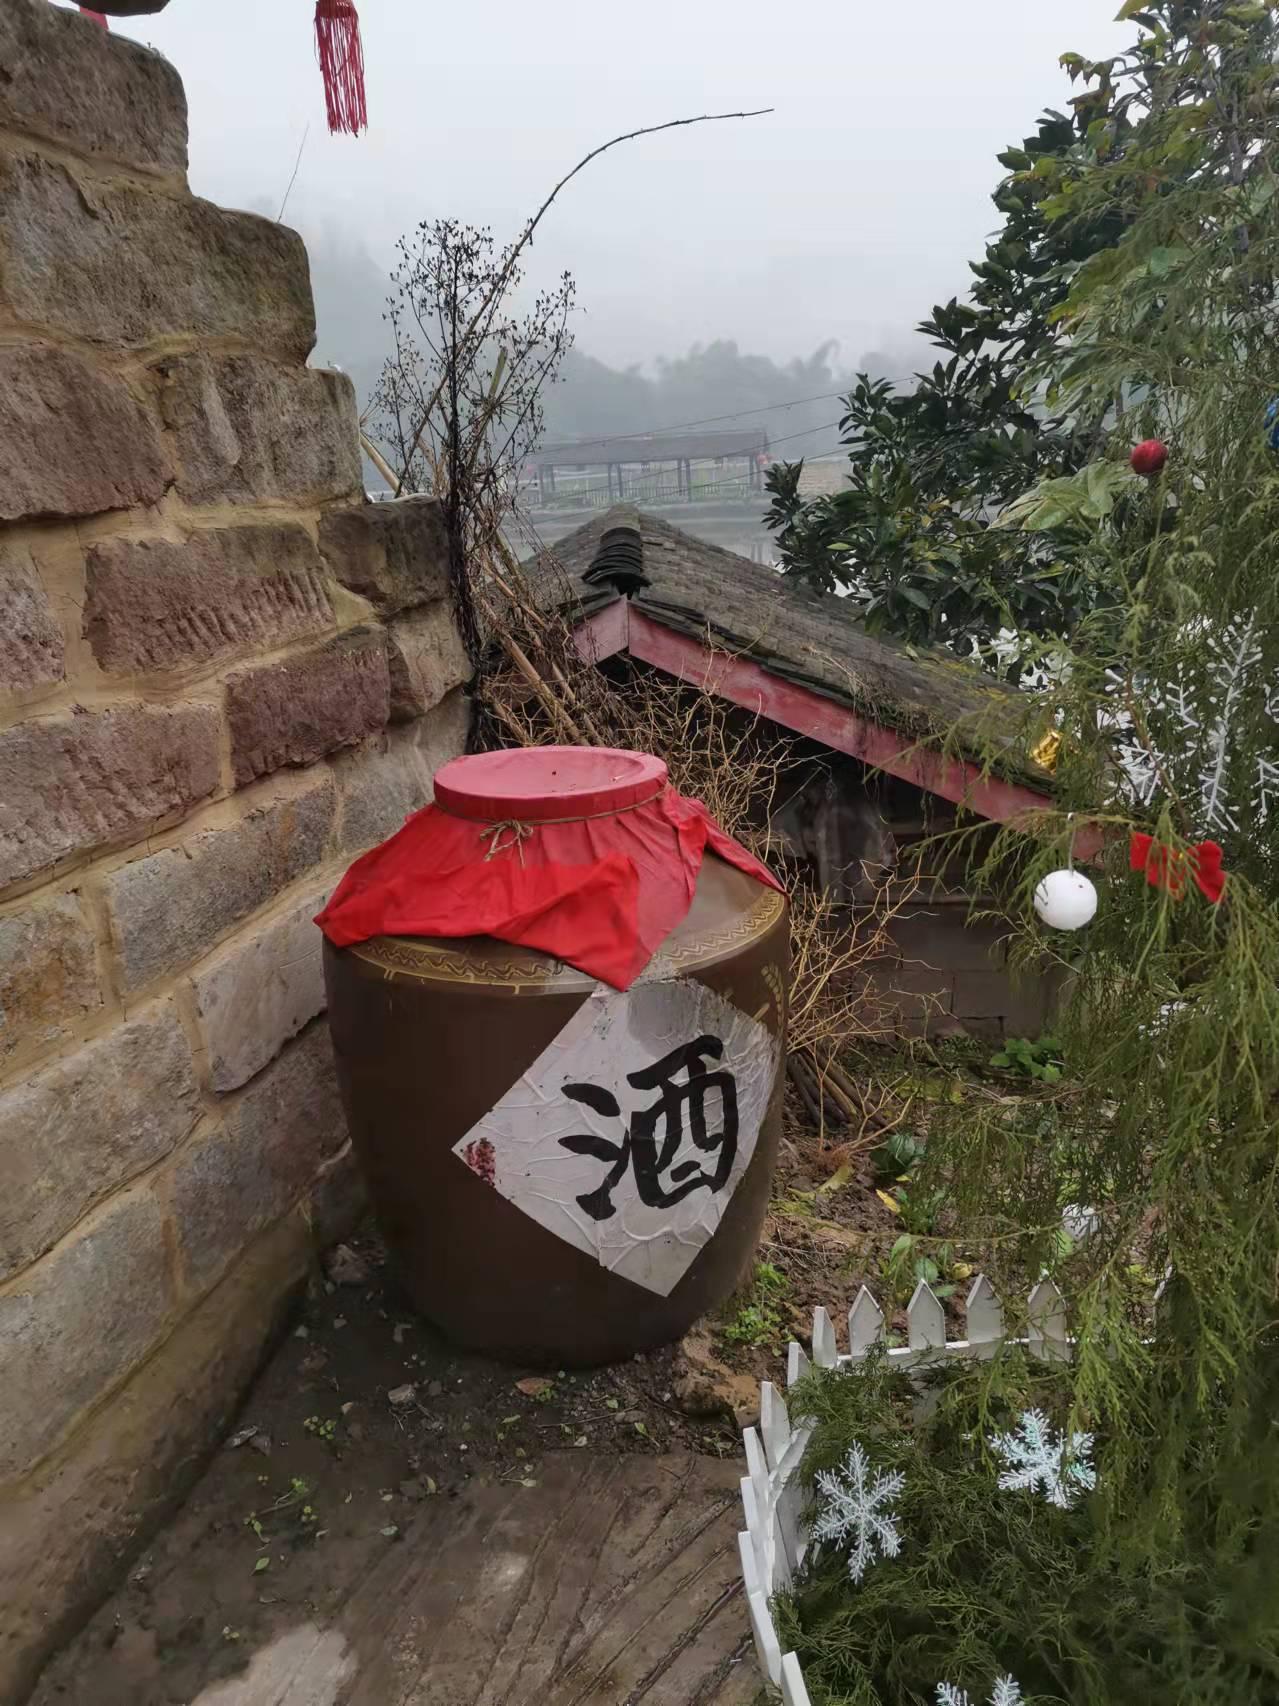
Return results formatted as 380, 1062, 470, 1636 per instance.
299, 224, 921, 473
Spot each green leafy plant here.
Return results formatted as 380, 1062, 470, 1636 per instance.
884, 1232, 958, 1301
988, 1036, 1065, 1084
873, 1130, 950, 1254
871, 1130, 926, 1185
722, 1261, 790, 1348
775, 1351, 1219, 1706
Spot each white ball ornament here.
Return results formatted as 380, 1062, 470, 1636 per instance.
1033, 869, 1097, 931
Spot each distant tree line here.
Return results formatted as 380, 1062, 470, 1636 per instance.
298, 222, 917, 483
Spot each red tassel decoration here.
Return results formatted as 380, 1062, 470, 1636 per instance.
314, 0, 368, 137
79, 8, 110, 26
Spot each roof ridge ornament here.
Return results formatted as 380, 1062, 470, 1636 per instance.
583, 508, 651, 595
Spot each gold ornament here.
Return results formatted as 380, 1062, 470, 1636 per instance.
1030, 728, 1063, 773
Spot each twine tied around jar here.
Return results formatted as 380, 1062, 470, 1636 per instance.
480, 820, 537, 863
464, 787, 669, 867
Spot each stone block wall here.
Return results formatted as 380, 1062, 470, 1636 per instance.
872, 895, 1063, 1041
0, 7, 469, 1696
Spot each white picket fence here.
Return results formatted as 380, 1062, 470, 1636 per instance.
737, 1276, 1072, 1703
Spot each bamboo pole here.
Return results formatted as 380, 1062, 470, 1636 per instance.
787, 1056, 825, 1137
482, 546, 610, 745
816, 1068, 860, 1127
360, 431, 400, 495
501, 632, 586, 745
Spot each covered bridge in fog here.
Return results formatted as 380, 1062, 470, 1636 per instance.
528, 428, 770, 504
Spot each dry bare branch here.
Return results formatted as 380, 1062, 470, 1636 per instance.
380, 109, 773, 486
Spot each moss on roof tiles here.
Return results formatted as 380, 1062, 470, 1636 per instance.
520, 508, 1048, 783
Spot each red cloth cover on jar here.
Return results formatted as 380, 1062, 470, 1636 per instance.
316, 748, 783, 991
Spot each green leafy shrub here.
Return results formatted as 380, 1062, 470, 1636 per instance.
987, 1037, 1065, 1084
776, 1351, 1278, 1706
775, 6, 1279, 1700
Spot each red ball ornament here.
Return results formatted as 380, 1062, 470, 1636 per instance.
1130, 438, 1168, 477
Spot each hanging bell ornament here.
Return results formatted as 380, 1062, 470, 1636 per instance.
1033, 869, 1098, 932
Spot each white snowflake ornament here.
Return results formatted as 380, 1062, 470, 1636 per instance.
1109, 614, 1279, 836
990, 1680, 1024, 1706
810, 1440, 905, 1582
989, 1408, 1096, 1509
936, 1676, 1022, 1706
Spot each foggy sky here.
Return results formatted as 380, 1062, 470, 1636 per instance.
99, 0, 1128, 373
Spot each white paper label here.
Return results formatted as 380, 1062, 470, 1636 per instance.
452, 979, 778, 1297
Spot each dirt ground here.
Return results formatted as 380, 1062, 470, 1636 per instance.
30, 1215, 744, 1706
31, 1054, 994, 1706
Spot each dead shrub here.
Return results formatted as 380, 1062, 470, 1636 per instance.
474, 542, 920, 1160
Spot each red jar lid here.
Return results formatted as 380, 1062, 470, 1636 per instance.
433, 746, 668, 824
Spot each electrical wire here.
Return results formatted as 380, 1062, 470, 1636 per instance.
541, 389, 848, 453
763, 419, 844, 451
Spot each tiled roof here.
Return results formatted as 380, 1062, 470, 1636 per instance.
521, 507, 1040, 767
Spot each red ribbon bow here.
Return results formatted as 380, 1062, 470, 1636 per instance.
1129, 834, 1226, 904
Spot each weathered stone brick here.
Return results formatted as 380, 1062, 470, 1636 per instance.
0, 703, 220, 893
0, 544, 64, 694
0, 0, 188, 175
85, 525, 333, 677
414, 684, 472, 777
387, 602, 471, 720
0, 1006, 199, 1282
318, 496, 448, 616
0, 1216, 308, 1703
226, 628, 389, 787
950, 969, 1016, 1020
0, 893, 101, 1071
171, 1023, 346, 1295
190, 887, 330, 1094
0, 154, 315, 359
878, 961, 954, 1029
0, 346, 171, 525
154, 352, 362, 506
1001, 964, 1069, 1038
891, 905, 1007, 972
309, 1144, 367, 1249
101, 772, 336, 995
0, 1189, 175, 1481
333, 726, 432, 854
333, 687, 469, 853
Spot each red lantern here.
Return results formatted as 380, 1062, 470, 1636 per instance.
1130, 438, 1168, 477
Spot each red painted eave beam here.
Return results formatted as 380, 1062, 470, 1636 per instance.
572, 603, 1054, 828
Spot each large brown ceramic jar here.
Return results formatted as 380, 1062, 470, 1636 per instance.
323, 749, 788, 1366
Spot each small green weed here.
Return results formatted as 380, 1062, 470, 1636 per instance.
884, 1231, 958, 1300
989, 1035, 1065, 1084
723, 1261, 790, 1348
871, 1130, 926, 1185
871, 1131, 946, 1238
